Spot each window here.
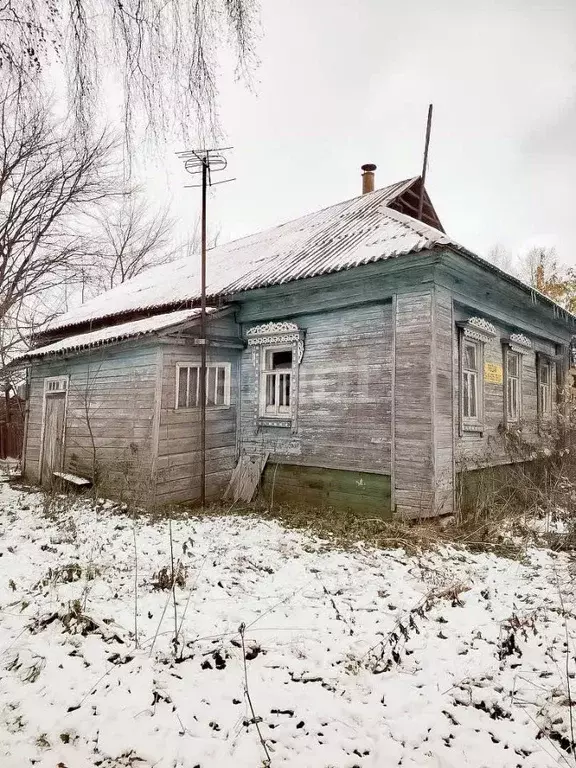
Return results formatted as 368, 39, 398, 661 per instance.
261, 348, 292, 417
44, 377, 68, 394
246, 320, 305, 429
457, 317, 496, 435
506, 350, 520, 422
462, 340, 480, 421
176, 363, 230, 409
538, 360, 552, 418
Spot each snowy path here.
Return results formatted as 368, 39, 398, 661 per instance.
0, 484, 574, 767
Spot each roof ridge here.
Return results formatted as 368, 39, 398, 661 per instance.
201, 176, 422, 256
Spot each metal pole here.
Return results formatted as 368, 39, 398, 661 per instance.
199, 157, 207, 507
418, 103, 433, 221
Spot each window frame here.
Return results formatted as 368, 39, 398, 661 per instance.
537, 356, 553, 421
461, 336, 483, 430
503, 347, 521, 425
259, 344, 293, 419
457, 317, 497, 436
43, 376, 68, 394
175, 362, 231, 410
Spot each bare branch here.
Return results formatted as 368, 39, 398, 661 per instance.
0, 0, 259, 142
76, 188, 176, 300
0, 82, 117, 362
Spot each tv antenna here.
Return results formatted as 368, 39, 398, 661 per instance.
176, 147, 235, 507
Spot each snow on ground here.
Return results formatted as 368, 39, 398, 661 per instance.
0, 484, 575, 768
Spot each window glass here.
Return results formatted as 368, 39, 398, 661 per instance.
539, 361, 551, 416
463, 371, 478, 418
206, 367, 216, 406
191, 367, 200, 407
216, 367, 226, 405
464, 343, 477, 371
265, 349, 292, 370
506, 351, 520, 421
507, 352, 518, 378
178, 367, 188, 408
507, 377, 518, 420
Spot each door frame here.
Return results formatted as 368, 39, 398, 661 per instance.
39, 376, 69, 483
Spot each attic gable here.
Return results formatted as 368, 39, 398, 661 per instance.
384, 176, 444, 233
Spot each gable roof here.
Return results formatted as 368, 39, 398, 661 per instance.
47, 178, 455, 334
16, 308, 219, 362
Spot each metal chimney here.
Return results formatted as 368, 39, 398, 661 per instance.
361, 163, 376, 194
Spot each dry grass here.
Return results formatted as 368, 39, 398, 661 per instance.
153, 498, 529, 558
21, 428, 576, 560
23, 479, 572, 560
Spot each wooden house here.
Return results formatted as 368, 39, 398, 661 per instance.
15, 167, 576, 518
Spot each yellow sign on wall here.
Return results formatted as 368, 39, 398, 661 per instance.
484, 362, 503, 384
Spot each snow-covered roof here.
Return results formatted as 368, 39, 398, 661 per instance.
47, 179, 457, 332
16, 308, 215, 361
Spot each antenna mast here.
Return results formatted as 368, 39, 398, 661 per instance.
418, 103, 433, 221
176, 147, 234, 507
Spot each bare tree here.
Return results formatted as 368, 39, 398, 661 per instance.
79, 193, 175, 300
0, 81, 116, 362
0, 0, 258, 140
516, 246, 576, 310
518, 246, 560, 289
486, 244, 515, 276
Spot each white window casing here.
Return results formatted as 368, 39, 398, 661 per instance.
175, 362, 231, 409
246, 321, 305, 431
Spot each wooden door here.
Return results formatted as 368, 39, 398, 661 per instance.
40, 393, 66, 483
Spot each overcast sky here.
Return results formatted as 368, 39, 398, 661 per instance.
142, 0, 576, 269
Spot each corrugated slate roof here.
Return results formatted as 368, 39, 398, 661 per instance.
48, 179, 458, 333
17, 308, 215, 361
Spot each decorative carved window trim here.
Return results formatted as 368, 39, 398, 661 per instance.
506, 333, 532, 355
247, 321, 305, 364
247, 321, 305, 432
457, 316, 497, 344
